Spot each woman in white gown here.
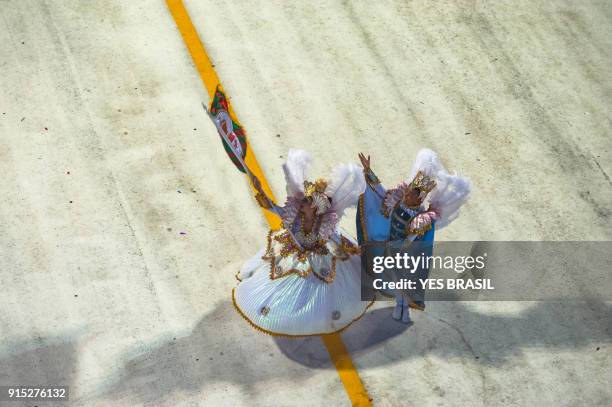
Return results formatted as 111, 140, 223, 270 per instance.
233, 149, 373, 337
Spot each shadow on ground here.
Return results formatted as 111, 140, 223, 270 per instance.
0, 335, 78, 407
273, 306, 411, 368
96, 299, 610, 404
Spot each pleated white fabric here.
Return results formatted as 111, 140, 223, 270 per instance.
234, 236, 372, 336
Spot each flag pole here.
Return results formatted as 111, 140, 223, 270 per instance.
202, 103, 303, 251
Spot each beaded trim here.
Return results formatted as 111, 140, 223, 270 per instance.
358, 194, 368, 243
259, 229, 359, 284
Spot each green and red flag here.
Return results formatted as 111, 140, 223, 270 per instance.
208, 86, 248, 173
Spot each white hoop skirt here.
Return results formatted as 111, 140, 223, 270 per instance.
233, 230, 374, 337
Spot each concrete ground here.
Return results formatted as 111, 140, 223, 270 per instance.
0, 0, 610, 406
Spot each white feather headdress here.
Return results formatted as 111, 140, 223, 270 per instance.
408, 148, 471, 229
281, 149, 366, 238
282, 149, 312, 198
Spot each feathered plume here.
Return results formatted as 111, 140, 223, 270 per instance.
326, 163, 366, 218
409, 148, 471, 230
282, 149, 312, 198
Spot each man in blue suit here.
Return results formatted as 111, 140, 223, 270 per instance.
356, 152, 438, 324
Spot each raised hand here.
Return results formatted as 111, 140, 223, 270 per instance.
358, 153, 371, 171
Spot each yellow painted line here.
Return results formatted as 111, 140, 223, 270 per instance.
165, 1, 372, 405
322, 334, 373, 406
166, 0, 280, 229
